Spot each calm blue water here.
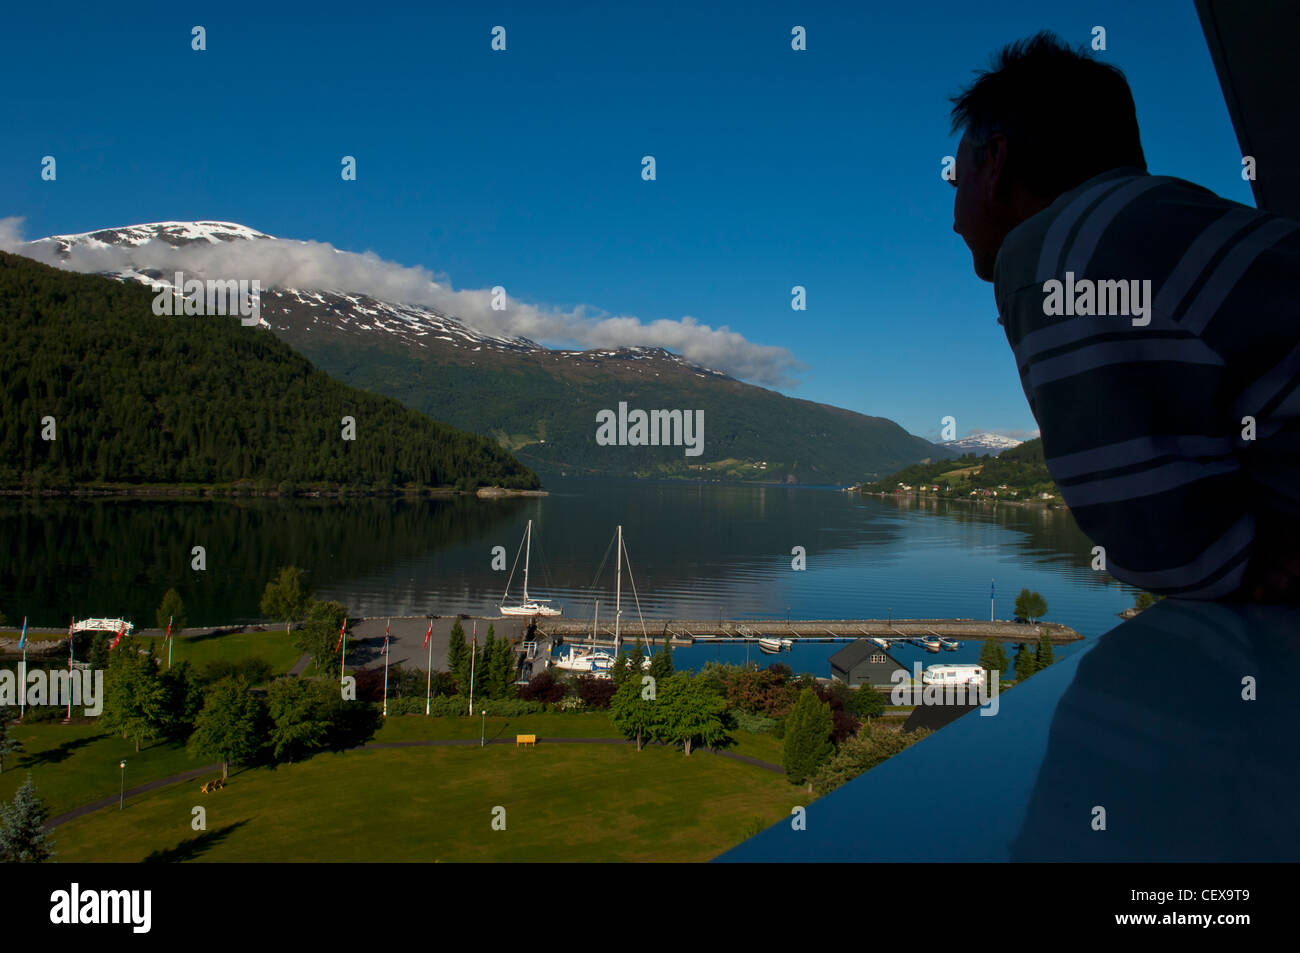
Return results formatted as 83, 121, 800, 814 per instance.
1, 481, 1134, 668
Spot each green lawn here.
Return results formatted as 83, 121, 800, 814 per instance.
133, 629, 302, 674
2, 712, 784, 823
0, 724, 205, 818
371, 710, 624, 742
52, 741, 795, 862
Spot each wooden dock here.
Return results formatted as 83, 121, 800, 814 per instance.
535, 618, 1080, 647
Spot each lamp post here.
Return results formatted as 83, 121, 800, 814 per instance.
119, 760, 126, 810
480, 709, 487, 747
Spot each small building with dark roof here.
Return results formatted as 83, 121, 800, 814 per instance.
829, 640, 908, 688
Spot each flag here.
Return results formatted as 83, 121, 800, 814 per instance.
165, 616, 173, 643
423, 619, 432, 647
383, 619, 390, 654
18, 617, 27, 650
110, 623, 125, 650
68, 618, 74, 645
335, 618, 346, 652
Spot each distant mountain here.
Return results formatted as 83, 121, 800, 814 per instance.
26, 222, 955, 484
0, 250, 538, 491
941, 432, 1024, 455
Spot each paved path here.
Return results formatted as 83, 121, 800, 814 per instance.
46, 762, 222, 829
44, 738, 782, 829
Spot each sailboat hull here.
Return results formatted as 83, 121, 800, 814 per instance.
500, 603, 562, 617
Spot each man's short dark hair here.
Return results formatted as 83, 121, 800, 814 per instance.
950, 31, 1147, 201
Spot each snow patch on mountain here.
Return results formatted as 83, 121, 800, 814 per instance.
941, 432, 1025, 454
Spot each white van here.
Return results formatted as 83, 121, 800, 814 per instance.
921, 664, 986, 687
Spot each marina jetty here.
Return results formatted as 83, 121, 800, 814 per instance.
536, 617, 1081, 648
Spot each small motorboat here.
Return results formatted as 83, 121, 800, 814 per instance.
757, 637, 783, 654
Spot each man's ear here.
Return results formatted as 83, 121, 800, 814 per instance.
984, 133, 1011, 204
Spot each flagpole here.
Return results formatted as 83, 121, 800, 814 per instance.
425, 620, 433, 715
67, 618, 74, 721
991, 579, 995, 622
340, 623, 346, 688
167, 615, 173, 670
19, 616, 27, 722
382, 618, 390, 718
468, 626, 476, 717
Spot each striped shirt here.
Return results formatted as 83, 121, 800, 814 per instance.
994, 167, 1300, 600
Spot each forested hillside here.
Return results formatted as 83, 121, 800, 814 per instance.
283, 333, 952, 485
0, 252, 538, 491
863, 438, 1056, 498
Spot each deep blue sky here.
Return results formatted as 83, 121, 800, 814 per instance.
1, 0, 1251, 441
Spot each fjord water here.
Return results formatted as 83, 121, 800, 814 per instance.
1, 480, 1134, 661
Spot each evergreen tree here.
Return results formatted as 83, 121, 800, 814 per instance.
978, 639, 1009, 682
447, 619, 468, 692
648, 638, 674, 681
488, 625, 516, 698
611, 652, 631, 688
156, 588, 187, 633
783, 688, 834, 791
260, 567, 312, 635
1014, 642, 1036, 682
0, 775, 53, 863
0, 721, 23, 773
188, 676, 266, 779
628, 643, 645, 678
1036, 631, 1055, 671
480, 626, 497, 697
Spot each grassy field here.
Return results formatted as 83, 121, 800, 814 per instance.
132, 629, 302, 674
0, 724, 205, 818
52, 741, 794, 862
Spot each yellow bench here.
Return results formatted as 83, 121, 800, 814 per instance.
200, 778, 226, 793
516, 734, 536, 747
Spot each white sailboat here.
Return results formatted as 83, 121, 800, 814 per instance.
555, 600, 613, 672
499, 519, 562, 617
554, 526, 650, 676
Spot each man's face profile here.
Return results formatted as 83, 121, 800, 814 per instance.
951, 132, 1002, 282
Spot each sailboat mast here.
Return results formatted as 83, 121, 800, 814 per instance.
523, 519, 532, 601
615, 524, 622, 657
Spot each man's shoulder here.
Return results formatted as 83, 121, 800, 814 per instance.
994, 168, 1261, 318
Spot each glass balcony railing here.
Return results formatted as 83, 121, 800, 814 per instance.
718, 598, 1299, 862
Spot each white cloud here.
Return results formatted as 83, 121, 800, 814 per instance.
1, 217, 803, 387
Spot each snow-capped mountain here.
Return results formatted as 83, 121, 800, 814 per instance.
25, 221, 732, 378
21, 221, 951, 482
941, 432, 1025, 454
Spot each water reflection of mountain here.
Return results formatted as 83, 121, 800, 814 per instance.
0, 481, 1124, 629
866, 495, 1106, 575
0, 495, 529, 625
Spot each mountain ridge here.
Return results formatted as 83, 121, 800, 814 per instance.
21, 221, 957, 484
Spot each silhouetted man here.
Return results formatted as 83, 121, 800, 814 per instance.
949, 32, 1300, 602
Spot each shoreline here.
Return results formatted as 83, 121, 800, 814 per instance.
0, 483, 548, 500
857, 490, 1068, 510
